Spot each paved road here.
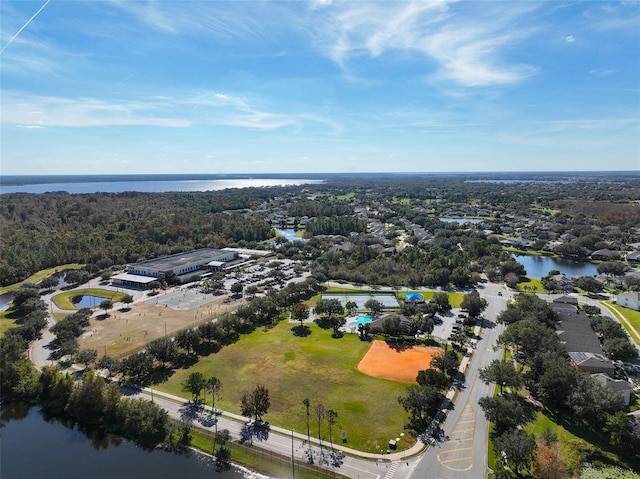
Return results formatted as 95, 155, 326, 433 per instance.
408, 282, 508, 479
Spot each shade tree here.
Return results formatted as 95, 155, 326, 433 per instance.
494, 428, 536, 475
240, 385, 270, 422
478, 394, 526, 434
75, 348, 98, 369
146, 337, 178, 367
479, 359, 522, 394
398, 384, 445, 435
182, 372, 207, 402
460, 290, 487, 318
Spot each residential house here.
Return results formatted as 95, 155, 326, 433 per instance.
592, 373, 631, 405
555, 309, 615, 377
617, 292, 640, 311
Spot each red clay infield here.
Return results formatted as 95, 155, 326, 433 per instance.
357, 340, 442, 383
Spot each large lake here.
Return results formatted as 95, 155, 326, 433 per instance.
0, 403, 263, 479
513, 253, 599, 278
0, 178, 322, 195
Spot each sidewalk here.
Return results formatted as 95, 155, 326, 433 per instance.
141, 386, 427, 462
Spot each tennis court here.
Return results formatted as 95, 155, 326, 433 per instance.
321, 292, 400, 311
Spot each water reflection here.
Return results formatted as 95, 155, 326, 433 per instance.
513, 253, 598, 278
1, 404, 251, 479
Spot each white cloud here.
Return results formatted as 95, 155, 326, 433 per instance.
307, 1, 539, 87
1, 91, 191, 128
589, 69, 618, 76
565, 35, 575, 42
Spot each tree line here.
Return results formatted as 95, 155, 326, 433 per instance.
0, 189, 281, 286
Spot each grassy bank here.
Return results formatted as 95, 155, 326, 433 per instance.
0, 264, 84, 294
0, 310, 17, 336
601, 302, 640, 345
52, 288, 127, 310
189, 428, 345, 479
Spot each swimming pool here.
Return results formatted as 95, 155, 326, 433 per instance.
353, 315, 372, 325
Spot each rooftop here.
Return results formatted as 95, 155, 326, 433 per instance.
133, 248, 229, 272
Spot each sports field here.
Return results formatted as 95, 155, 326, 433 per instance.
78, 291, 245, 358
358, 340, 441, 383
156, 321, 418, 452
321, 292, 400, 310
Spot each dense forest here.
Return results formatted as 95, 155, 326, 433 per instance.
0, 188, 282, 285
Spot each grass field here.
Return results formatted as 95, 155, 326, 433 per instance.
189, 428, 345, 479
78, 294, 244, 359
516, 277, 544, 292
156, 321, 416, 453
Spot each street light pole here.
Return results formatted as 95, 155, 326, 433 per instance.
291, 429, 295, 479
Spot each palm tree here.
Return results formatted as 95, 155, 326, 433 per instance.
315, 403, 325, 450
303, 398, 311, 444
326, 409, 338, 451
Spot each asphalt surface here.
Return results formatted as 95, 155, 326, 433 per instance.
408, 282, 508, 479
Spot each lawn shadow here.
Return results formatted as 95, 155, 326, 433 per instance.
173, 354, 198, 369
150, 365, 174, 384
195, 342, 221, 356
291, 325, 312, 337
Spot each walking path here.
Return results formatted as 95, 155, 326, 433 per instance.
138, 386, 427, 462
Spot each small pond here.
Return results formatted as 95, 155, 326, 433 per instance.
0, 291, 14, 311
439, 217, 484, 225
71, 295, 107, 308
512, 253, 599, 278
274, 228, 305, 242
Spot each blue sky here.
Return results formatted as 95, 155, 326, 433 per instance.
1, 0, 639, 175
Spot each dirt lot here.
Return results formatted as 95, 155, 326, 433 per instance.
78, 292, 246, 358
357, 340, 442, 383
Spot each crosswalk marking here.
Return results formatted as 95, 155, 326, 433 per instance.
383, 461, 399, 479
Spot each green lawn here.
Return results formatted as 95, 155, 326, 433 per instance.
0, 264, 84, 294
516, 277, 544, 292
52, 288, 127, 310
0, 310, 17, 336
156, 321, 415, 453
189, 428, 345, 479
601, 302, 640, 345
